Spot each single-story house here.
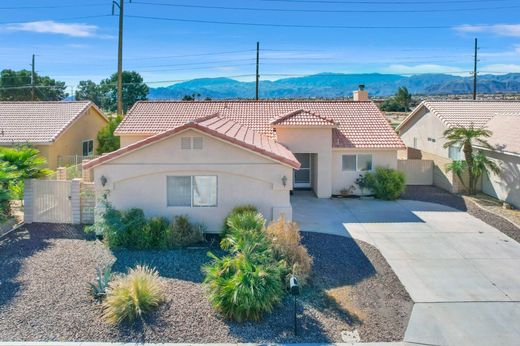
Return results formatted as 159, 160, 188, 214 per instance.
84, 91, 404, 232
397, 101, 520, 207
0, 101, 109, 169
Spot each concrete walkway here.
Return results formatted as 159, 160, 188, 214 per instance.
292, 192, 520, 346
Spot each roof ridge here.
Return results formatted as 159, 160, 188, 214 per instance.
270, 108, 337, 126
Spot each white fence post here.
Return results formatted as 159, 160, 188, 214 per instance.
24, 179, 34, 224
71, 179, 81, 224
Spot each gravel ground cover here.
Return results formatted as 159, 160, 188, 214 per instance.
402, 186, 520, 243
0, 224, 412, 343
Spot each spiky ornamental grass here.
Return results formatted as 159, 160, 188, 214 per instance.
102, 265, 164, 324
203, 252, 285, 322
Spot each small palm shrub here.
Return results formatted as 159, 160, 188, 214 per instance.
363, 167, 406, 200
169, 215, 204, 248
89, 266, 112, 300
222, 204, 258, 234
226, 211, 265, 234
203, 252, 285, 322
264, 216, 313, 286
102, 265, 164, 324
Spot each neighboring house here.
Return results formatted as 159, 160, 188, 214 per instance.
84, 92, 404, 232
397, 101, 520, 207
0, 101, 109, 169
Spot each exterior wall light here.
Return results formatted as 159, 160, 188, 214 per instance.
282, 175, 288, 187
100, 175, 108, 187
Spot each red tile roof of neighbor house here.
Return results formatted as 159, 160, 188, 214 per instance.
397, 101, 520, 131
84, 113, 301, 170
0, 101, 106, 144
115, 100, 404, 149
270, 109, 338, 127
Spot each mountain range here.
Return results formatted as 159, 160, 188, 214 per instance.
148, 73, 520, 99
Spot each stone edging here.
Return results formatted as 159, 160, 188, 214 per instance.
0, 221, 24, 240
465, 197, 520, 231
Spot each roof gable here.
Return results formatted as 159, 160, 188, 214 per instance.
115, 100, 404, 149
270, 109, 338, 127
398, 101, 520, 132
84, 114, 300, 170
0, 101, 107, 144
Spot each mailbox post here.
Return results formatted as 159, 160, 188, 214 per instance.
289, 275, 300, 336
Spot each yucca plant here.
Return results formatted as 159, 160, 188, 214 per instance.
102, 265, 164, 324
89, 266, 112, 300
203, 252, 285, 322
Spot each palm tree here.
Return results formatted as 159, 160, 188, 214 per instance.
0, 146, 52, 179
443, 124, 496, 194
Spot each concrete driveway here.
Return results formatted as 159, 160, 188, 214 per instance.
292, 192, 520, 346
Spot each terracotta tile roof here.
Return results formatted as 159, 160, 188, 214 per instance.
115, 100, 404, 149
0, 101, 104, 144
270, 109, 338, 126
482, 113, 520, 156
84, 113, 300, 170
398, 101, 520, 131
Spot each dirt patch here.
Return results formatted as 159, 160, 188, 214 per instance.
0, 224, 412, 343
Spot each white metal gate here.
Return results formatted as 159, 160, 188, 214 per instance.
32, 180, 72, 223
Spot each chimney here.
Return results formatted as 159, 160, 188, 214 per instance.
353, 84, 369, 101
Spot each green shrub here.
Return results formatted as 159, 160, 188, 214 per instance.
226, 211, 265, 234
222, 204, 258, 234
148, 217, 170, 249
89, 266, 112, 300
169, 215, 204, 248
102, 265, 164, 324
203, 252, 285, 322
121, 208, 150, 249
364, 167, 406, 200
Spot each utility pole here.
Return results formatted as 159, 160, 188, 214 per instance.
113, 1, 130, 116
256, 41, 260, 100
31, 54, 36, 101
473, 38, 478, 101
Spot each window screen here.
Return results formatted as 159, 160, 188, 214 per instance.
357, 154, 373, 172
181, 137, 192, 150
167, 176, 191, 206
193, 176, 217, 207
449, 145, 461, 160
82, 140, 93, 156
342, 155, 356, 171
192, 137, 203, 150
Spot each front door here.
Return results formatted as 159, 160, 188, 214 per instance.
294, 153, 312, 188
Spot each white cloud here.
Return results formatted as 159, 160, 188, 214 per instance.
4, 21, 98, 37
384, 64, 468, 75
455, 24, 520, 37
480, 64, 520, 74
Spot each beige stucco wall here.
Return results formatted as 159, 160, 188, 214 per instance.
331, 149, 398, 195
275, 127, 332, 198
481, 150, 520, 208
35, 107, 107, 169
400, 107, 451, 158
92, 129, 293, 233
120, 134, 151, 147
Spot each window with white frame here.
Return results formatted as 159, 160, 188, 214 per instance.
82, 139, 94, 156
342, 154, 373, 172
448, 145, 462, 160
181, 137, 203, 150
167, 175, 217, 207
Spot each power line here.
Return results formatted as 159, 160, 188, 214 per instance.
0, 3, 106, 10
0, 15, 111, 25
132, 1, 520, 13
260, 0, 508, 4
125, 14, 489, 30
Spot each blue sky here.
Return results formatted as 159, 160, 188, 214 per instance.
1, 0, 520, 90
